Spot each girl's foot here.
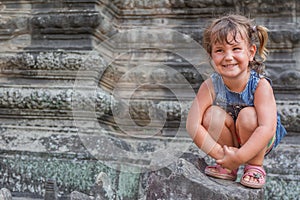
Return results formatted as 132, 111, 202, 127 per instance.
240, 165, 266, 189
205, 164, 238, 181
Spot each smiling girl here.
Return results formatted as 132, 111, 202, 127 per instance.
186, 14, 287, 188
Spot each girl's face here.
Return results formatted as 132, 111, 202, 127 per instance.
211, 32, 256, 79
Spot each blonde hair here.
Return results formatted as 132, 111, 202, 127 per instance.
203, 14, 269, 74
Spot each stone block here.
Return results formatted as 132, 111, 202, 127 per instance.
143, 154, 264, 200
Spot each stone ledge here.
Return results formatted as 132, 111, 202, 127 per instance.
143, 153, 264, 200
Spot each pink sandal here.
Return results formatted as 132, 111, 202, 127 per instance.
205, 164, 238, 181
240, 165, 266, 189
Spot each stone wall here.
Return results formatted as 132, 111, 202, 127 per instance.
0, 0, 299, 199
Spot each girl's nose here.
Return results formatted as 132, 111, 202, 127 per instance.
224, 51, 233, 60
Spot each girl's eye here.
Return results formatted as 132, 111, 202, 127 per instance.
233, 47, 241, 51
215, 49, 223, 53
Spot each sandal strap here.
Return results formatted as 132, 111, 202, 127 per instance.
244, 165, 266, 177
241, 165, 266, 188
206, 164, 238, 176
205, 164, 238, 181
243, 165, 266, 183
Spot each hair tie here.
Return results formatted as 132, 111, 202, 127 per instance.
252, 26, 257, 32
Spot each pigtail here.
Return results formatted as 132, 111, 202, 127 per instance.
250, 25, 269, 74
255, 25, 269, 61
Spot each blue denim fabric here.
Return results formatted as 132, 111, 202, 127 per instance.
211, 70, 287, 149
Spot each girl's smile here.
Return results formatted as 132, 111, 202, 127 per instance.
222, 64, 238, 69
210, 32, 256, 91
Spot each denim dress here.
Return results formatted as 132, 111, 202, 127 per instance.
211, 70, 287, 149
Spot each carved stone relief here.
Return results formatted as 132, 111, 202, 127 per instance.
0, 0, 298, 198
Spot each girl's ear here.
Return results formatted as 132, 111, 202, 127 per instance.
249, 44, 257, 61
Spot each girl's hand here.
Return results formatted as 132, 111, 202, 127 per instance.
216, 145, 241, 170
227, 146, 239, 153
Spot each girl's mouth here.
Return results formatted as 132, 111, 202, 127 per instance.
223, 64, 237, 69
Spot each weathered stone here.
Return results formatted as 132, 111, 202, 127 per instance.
44, 179, 58, 200
0, 0, 298, 199
264, 140, 300, 199
91, 172, 119, 200
0, 188, 12, 200
143, 154, 264, 200
70, 191, 92, 200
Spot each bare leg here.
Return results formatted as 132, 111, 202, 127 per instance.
236, 107, 267, 183
203, 106, 239, 176
203, 105, 237, 147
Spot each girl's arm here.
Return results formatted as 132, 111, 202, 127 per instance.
236, 78, 277, 162
186, 79, 224, 160
217, 78, 277, 168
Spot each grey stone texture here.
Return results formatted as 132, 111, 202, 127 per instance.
69, 153, 264, 200
143, 154, 264, 200
0, 188, 12, 200
0, 0, 298, 199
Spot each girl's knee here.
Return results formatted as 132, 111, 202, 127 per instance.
236, 107, 258, 144
237, 107, 257, 129
203, 106, 235, 134
203, 106, 227, 128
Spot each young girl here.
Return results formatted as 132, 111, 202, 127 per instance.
186, 14, 287, 189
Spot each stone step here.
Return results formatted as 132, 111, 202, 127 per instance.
0, 135, 298, 199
